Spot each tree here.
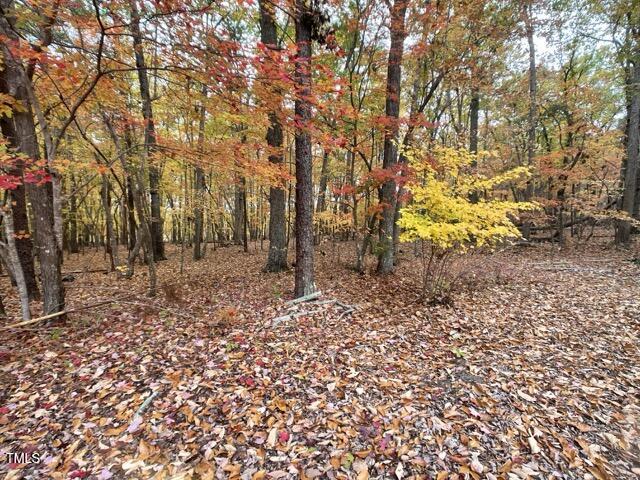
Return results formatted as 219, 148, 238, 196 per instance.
260, 0, 289, 272
377, 0, 408, 274
193, 86, 207, 261
0, 0, 65, 315
130, 0, 166, 260
294, 0, 316, 296
617, 5, 640, 244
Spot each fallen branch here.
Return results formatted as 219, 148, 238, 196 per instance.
285, 291, 322, 305
272, 296, 356, 326
0, 294, 135, 330
272, 310, 314, 326
0, 268, 108, 278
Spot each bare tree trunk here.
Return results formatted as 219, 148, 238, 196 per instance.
233, 181, 246, 245
0, 23, 64, 315
130, 0, 165, 260
524, 0, 537, 201
193, 87, 206, 261
68, 173, 79, 254
469, 89, 480, 154
101, 174, 119, 271
242, 177, 249, 252
3, 207, 31, 319
0, 53, 40, 300
377, 0, 408, 274
316, 150, 330, 213
260, 0, 289, 271
293, 0, 316, 297
619, 55, 640, 245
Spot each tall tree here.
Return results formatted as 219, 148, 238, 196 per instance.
130, 0, 165, 260
619, 33, 640, 243
0, 0, 65, 315
377, 0, 408, 274
193, 87, 207, 261
294, 0, 316, 296
0, 75, 40, 301
524, 0, 537, 200
260, 0, 288, 272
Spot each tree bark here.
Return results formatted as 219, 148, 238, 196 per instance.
469, 89, 479, 154
619, 53, 640, 244
193, 87, 206, 261
233, 181, 246, 245
130, 0, 165, 260
0, 45, 40, 301
0, 7, 64, 315
0, 120, 40, 301
377, 0, 408, 274
316, 150, 330, 213
2, 208, 31, 319
293, 0, 316, 296
101, 174, 119, 271
260, 0, 289, 272
68, 173, 79, 254
524, 0, 537, 201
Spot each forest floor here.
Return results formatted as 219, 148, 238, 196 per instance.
0, 238, 639, 480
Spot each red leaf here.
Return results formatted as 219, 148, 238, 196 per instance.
278, 430, 289, 443
69, 470, 89, 479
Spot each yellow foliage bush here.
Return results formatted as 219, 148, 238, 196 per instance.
398, 146, 537, 301
399, 146, 537, 251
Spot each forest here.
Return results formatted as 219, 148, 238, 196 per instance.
0, 0, 639, 478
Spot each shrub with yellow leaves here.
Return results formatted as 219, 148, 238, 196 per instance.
398, 146, 537, 301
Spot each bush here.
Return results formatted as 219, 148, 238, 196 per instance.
398, 146, 536, 300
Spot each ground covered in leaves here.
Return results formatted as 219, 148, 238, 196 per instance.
1, 240, 639, 480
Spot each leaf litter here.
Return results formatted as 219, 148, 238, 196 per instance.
0, 242, 638, 479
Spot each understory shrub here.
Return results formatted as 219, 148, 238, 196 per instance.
398, 146, 537, 302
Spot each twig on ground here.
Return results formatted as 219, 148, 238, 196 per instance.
285, 291, 322, 305
272, 295, 356, 326
0, 294, 136, 330
128, 390, 161, 433
136, 390, 160, 416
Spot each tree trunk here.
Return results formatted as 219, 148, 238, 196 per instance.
28, 181, 65, 315
293, 0, 316, 297
194, 87, 207, 261
260, 0, 289, 272
619, 38, 640, 245
130, 0, 165, 260
377, 0, 408, 274
233, 180, 246, 245
0, 13, 64, 316
68, 173, 79, 254
2, 208, 31, 319
469, 89, 479, 154
316, 150, 330, 213
124, 125, 138, 251
524, 0, 537, 201
0, 55, 40, 301
0, 140, 40, 301
101, 174, 119, 271
242, 177, 249, 252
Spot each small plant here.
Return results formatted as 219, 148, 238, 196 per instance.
451, 347, 467, 358
225, 341, 239, 352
